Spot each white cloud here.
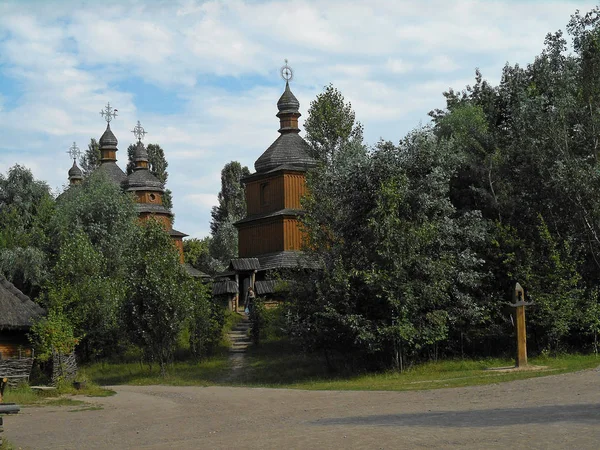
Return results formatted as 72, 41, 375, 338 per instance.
0, 0, 597, 237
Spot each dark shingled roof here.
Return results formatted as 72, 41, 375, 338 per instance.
169, 228, 188, 238
257, 251, 318, 271
254, 133, 315, 173
68, 160, 83, 179
234, 208, 304, 226
212, 280, 238, 295
135, 203, 172, 215
96, 161, 127, 185
255, 280, 280, 295
277, 81, 300, 115
0, 276, 45, 330
228, 258, 260, 271
99, 124, 118, 148
125, 169, 164, 191
184, 263, 211, 280
133, 141, 149, 163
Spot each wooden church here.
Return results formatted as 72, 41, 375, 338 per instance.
67, 108, 187, 262
214, 65, 316, 308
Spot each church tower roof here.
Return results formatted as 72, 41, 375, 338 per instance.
254, 61, 315, 174
66, 142, 83, 185
96, 102, 126, 184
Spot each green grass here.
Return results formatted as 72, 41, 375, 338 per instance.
84, 355, 230, 386
2, 380, 115, 406
0, 439, 16, 450
238, 351, 600, 391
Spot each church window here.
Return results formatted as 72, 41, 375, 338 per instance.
149, 193, 156, 202
260, 182, 270, 206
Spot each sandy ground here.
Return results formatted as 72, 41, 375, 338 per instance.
4, 367, 600, 449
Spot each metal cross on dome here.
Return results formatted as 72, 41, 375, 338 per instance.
280, 59, 293, 82
131, 120, 147, 142
67, 142, 81, 161
100, 102, 118, 123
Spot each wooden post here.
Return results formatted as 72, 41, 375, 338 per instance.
511, 282, 532, 368
0, 377, 7, 403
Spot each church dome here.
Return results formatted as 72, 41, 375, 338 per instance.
99, 124, 118, 148
277, 82, 300, 115
68, 160, 83, 178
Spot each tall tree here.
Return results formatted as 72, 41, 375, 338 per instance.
183, 237, 221, 275
124, 219, 192, 376
209, 161, 250, 264
126, 143, 173, 210
0, 164, 54, 297
303, 84, 365, 167
79, 138, 101, 177
45, 171, 139, 359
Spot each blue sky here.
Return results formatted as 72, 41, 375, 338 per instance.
0, 0, 595, 238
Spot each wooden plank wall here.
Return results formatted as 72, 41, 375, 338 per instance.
283, 173, 307, 209
238, 219, 284, 257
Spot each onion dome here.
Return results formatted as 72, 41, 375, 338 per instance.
254, 67, 315, 173
277, 81, 300, 115
133, 140, 149, 166
68, 160, 83, 178
68, 160, 83, 185
99, 123, 118, 148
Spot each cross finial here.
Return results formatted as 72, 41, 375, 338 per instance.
100, 102, 118, 124
280, 59, 293, 82
131, 120, 147, 142
67, 142, 81, 161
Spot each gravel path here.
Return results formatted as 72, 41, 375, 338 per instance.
4, 367, 600, 449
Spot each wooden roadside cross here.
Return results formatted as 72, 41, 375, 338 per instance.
510, 282, 534, 367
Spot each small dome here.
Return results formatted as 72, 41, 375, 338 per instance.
277, 81, 300, 115
133, 140, 148, 163
99, 123, 118, 148
68, 160, 83, 179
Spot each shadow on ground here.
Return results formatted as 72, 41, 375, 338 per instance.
313, 403, 600, 428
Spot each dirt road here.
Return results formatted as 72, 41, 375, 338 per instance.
5, 368, 600, 449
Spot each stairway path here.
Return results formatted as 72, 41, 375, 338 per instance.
223, 315, 252, 382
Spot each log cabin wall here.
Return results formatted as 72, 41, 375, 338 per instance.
0, 332, 33, 359
283, 173, 307, 209
283, 217, 305, 251
238, 218, 284, 257
246, 175, 285, 215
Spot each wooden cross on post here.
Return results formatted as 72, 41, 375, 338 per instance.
510, 282, 534, 367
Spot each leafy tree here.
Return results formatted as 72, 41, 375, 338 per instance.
209, 161, 250, 264
293, 132, 488, 369
188, 280, 224, 359
183, 237, 221, 275
0, 164, 54, 297
52, 171, 138, 275
304, 84, 364, 167
126, 143, 173, 209
41, 172, 138, 359
79, 138, 101, 177
124, 219, 192, 376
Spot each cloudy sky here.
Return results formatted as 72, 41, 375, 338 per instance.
0, 0, 594, 238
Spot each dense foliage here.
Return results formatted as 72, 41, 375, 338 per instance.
289, 8, 600, 370
0, 167, 217, 373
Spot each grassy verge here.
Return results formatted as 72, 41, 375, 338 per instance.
0, 439, 15, 450
84, 355, 230, 386
238, 350, 599, 391
2, 380, 115, 406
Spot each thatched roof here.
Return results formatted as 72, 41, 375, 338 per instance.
0, 276, 45, 330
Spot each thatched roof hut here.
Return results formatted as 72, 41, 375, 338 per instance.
0, 275, 45, 359
0, 276, 45, 331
